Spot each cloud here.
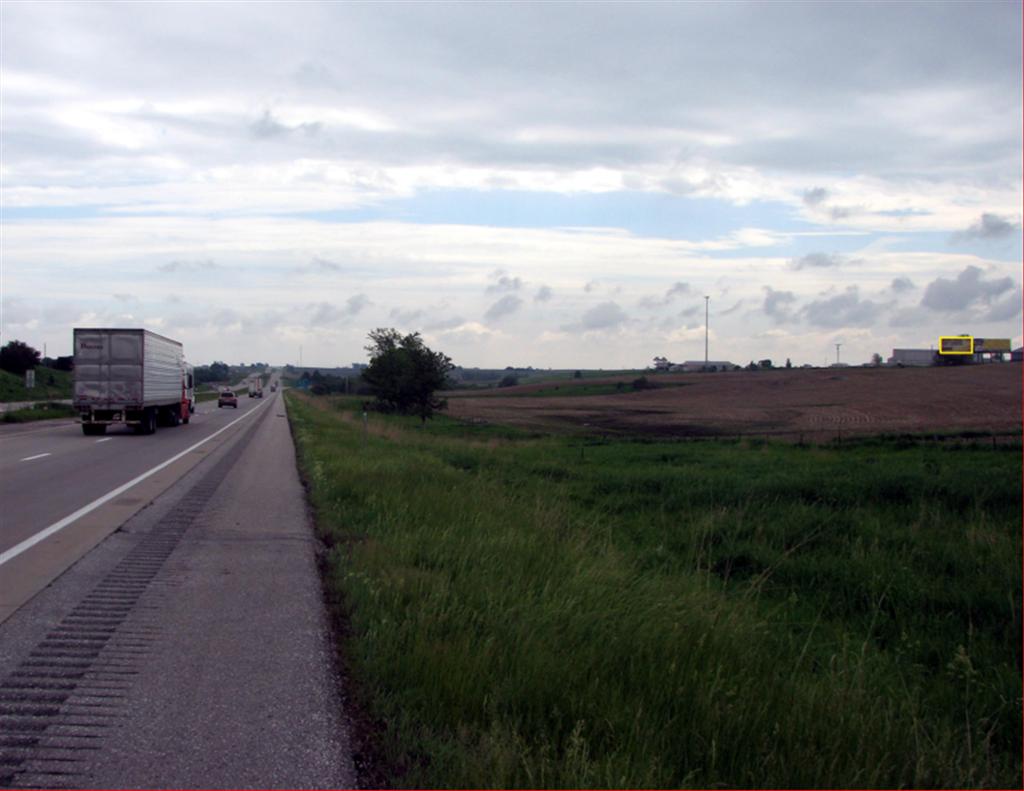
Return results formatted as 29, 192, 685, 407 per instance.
291, 257, 345, 275
718, 299, 744, 316
638, 281, 691, 309
424, 315, 466, 331
920, 265, 1014, 311
891, 277, 915, 293
829, 206, 859, 220
310, 302, 343, 325
564, 301, 629, 332
583, 280, 599, 293
309, 293, 371, 326
484, 294, 523, 322
803, 187, 828, 206
113, 293, 137, 302
799, 286, 888, 328
251, 110, 290, 139
390, 307, 424, 324
250, 108, 322, 140
345, 293, 371, 315
790, 252, 850, 270
986, 288, 1023, 321
210, 308, 242, 328
158, 259, 218, 273
486, 274, 523, 294
953, 213, 1020, 241
763, 286, 796, 322
534, 285, 553, 302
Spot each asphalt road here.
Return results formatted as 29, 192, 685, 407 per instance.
0, 384, 356, 787
0, 387, 279, 622
1, 392, 261, 557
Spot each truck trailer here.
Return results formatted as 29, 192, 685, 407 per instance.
73, 328, 194, 436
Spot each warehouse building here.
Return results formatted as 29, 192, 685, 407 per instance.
887, 348, 936, 366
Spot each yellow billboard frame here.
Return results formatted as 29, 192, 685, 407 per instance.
938, 336, 974, 355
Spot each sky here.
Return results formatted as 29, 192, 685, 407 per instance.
1, 1, 1021, 369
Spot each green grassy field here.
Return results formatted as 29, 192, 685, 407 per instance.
287, 393, 1021, 788
0, 368, 73, 402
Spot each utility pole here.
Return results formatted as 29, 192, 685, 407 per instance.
704, 295, 710, 369
299, 345, 303, 368
835, 343, 842, 365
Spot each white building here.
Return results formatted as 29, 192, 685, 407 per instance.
887, 348, 936, 366
675, 360, 737, 372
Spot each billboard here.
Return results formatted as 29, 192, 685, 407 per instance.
939, 336, 973, 355
973, 337, 1011, 353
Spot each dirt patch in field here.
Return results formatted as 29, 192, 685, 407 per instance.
447, 365, 1022, 440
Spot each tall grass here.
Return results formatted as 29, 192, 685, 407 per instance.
288, 393, 1021, 788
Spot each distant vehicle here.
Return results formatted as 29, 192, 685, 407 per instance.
218, 389, 239, 408
271, 383, 278, 392
250, 385, 263, 398
74, 328, 193, 436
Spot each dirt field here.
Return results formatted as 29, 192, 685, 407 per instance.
446, 364, 1022, 440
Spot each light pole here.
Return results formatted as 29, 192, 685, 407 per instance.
704, 295, 710, 369
835, 343, 842, 365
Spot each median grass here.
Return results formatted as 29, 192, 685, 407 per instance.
287, 393, 1021, 788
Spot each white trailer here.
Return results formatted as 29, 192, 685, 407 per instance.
73, 328, 192, 436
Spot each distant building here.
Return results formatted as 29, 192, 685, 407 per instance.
676, 360, 736, 372
887, 348, 936, 367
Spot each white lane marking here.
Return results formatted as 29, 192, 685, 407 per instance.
95, 438, 112, 444
0, 399, 270, 568
20, 453, 52, 462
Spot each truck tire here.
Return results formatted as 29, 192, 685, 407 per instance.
136, 408, 157, 435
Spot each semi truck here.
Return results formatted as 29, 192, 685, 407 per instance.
73, 328, 195, 436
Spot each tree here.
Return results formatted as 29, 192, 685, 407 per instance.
0, 340, 41, 375
42, 355, 74, 371
498, 374, 519, 388
363, 328, 454, 422
194, 361, 230, 385
785, 358, 792, 369
871, 353, 883, 366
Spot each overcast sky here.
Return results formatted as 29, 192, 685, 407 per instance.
2, 1, 1021, 369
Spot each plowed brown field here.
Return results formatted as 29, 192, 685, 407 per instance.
447, 364, 1022, 440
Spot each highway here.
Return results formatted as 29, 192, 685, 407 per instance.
0, 387, 269, 622
0, 379, 356, 787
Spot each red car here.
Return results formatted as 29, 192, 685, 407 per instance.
218, 389, 238, 408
